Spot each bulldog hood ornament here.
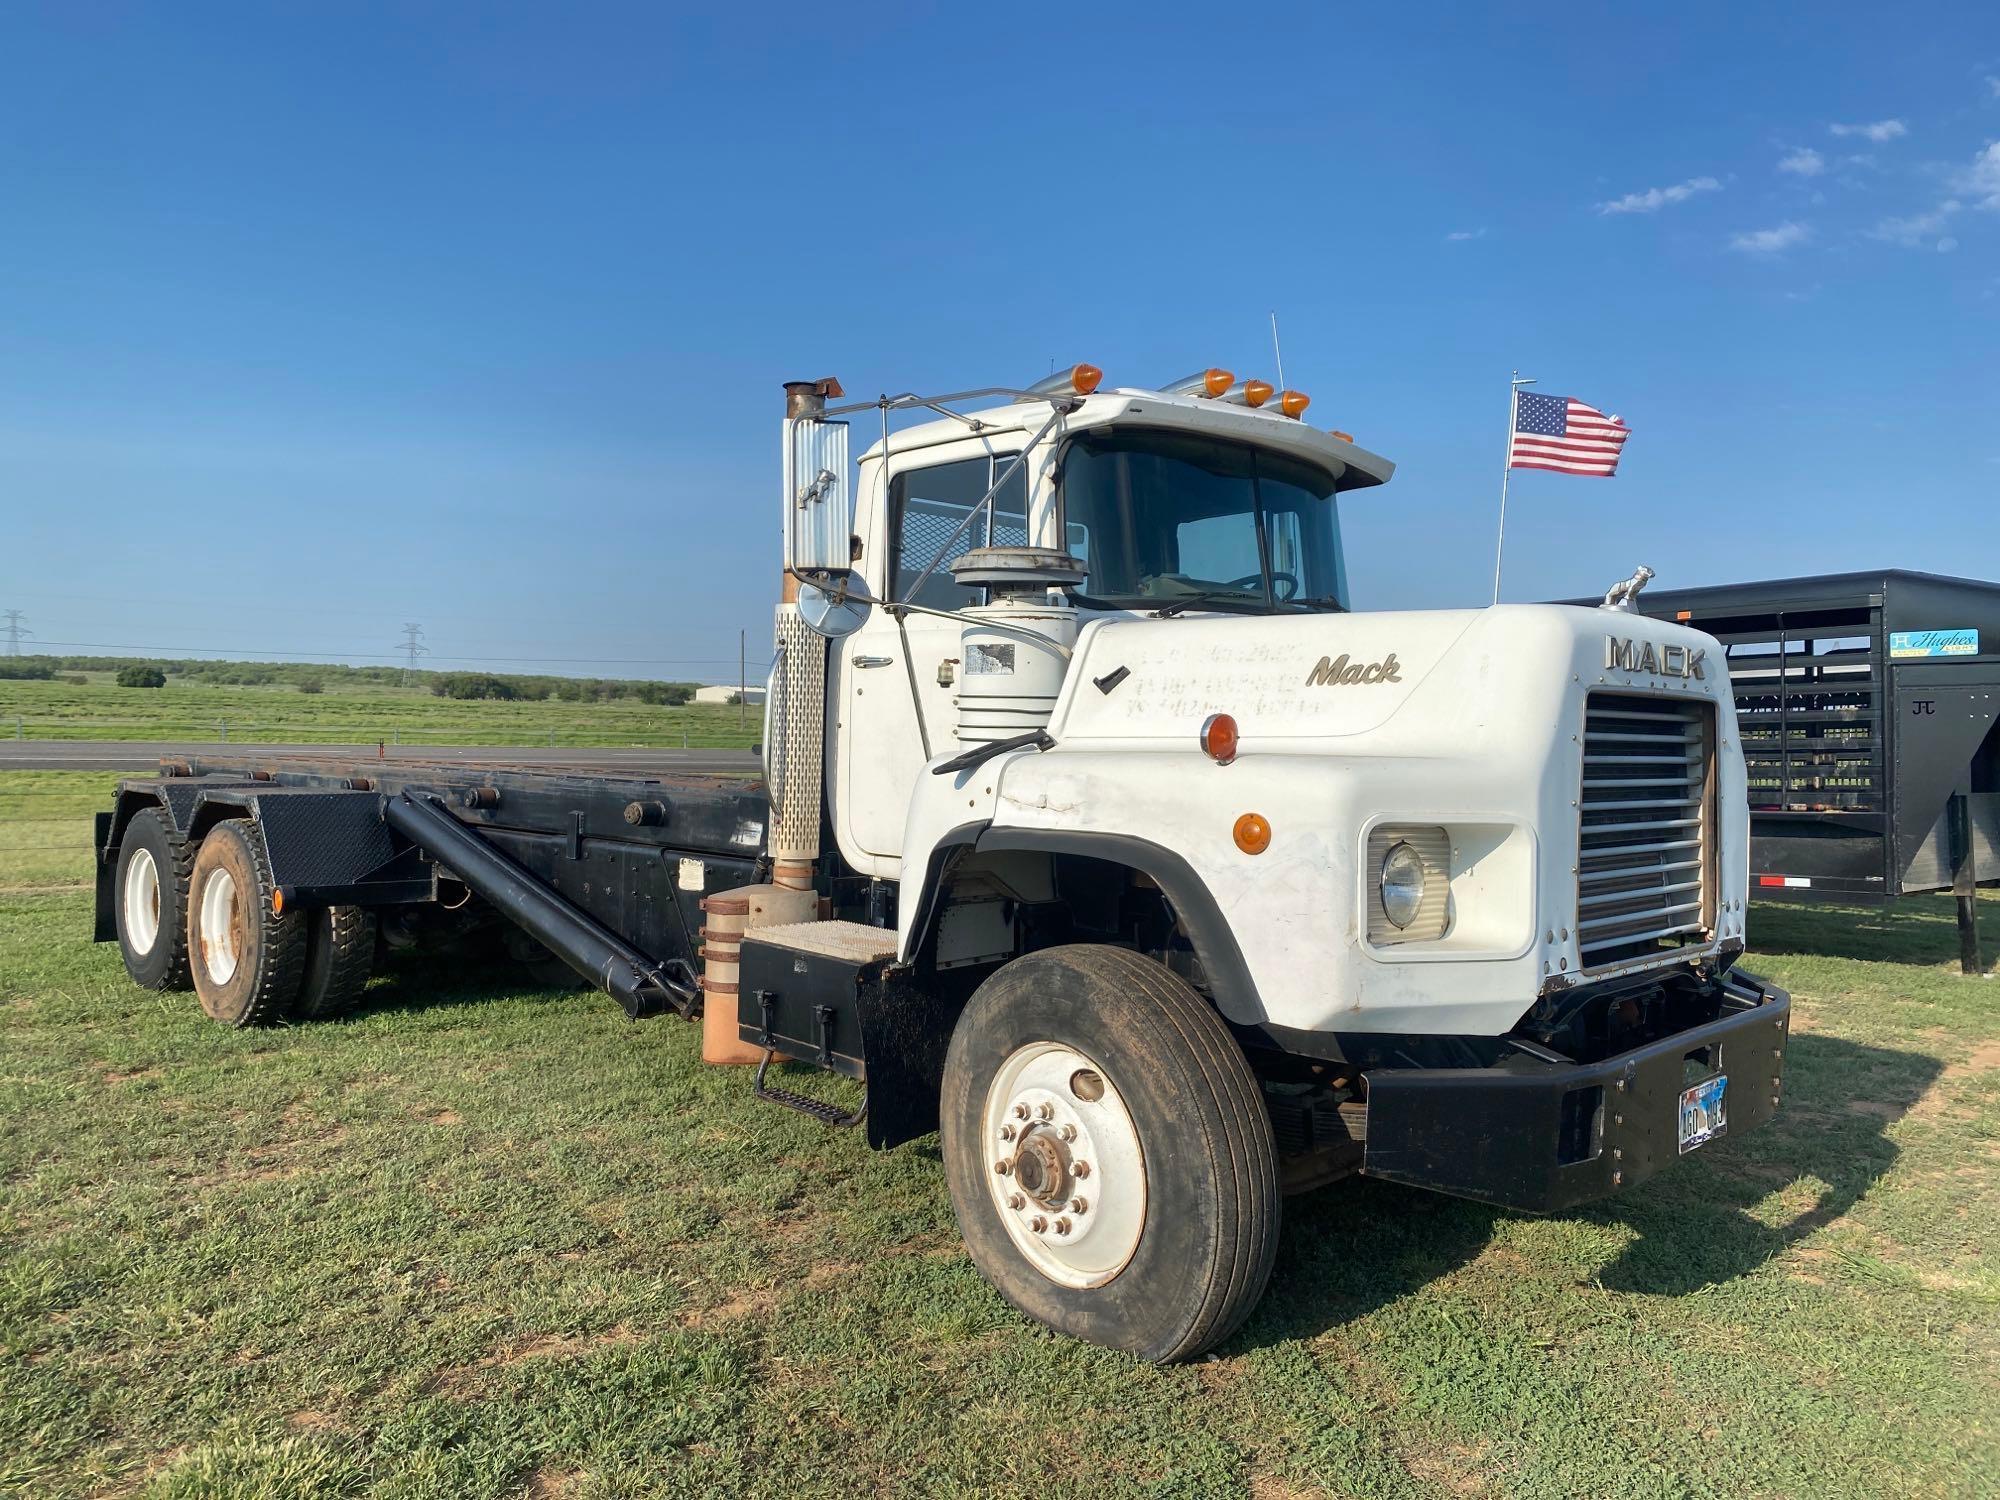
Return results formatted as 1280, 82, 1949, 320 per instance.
1600, 564, 1655, 613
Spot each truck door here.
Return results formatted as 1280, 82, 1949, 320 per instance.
836, 448, 1028, 869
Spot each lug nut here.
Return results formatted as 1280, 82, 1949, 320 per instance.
1072, 1161, 1090, 1178
1000, 1124, 1016, 1141
1013, 1103, 1030, 1120
994, 1159, 1011, 1176
1054, 1218, 1072, 1236
1060, 1123, 1077, 1141
1030, 1215, 1048, 1233
1036, 1102, 1054, 1120
1008, 1193, 1025, 1210
1070, 1197, 1088, 1214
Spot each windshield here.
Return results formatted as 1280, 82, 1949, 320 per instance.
1058, 428, 1348, 611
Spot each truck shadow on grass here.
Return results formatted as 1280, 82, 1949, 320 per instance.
1748, 893, 1994, 969
1238, 1031, 1941, 1349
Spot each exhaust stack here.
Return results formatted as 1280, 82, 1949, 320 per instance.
769, 378, 842, 892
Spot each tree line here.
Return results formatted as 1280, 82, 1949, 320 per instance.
0, 655, 701, 703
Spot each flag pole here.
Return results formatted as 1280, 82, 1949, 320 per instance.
1492, 371, 1536, 604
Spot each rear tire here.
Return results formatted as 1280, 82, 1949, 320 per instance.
940, 944, 1280, 1362
186, 819, 306, 1028
114, 807, 193, 991
292, 906, 378, 1021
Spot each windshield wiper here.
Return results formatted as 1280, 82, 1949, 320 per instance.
1153, 591, 1264, 618
1287, 595, 1348, 613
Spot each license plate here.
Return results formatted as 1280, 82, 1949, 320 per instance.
1678, 1073, 1728, 1154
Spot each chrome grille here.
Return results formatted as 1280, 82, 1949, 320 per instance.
1577, 693, 1715, 969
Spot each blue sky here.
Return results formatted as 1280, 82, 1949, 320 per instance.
2, 3, 1996, 680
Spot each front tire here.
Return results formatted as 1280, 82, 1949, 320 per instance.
114, 807, 193, 991
186, 819, 306, 1027
940, 944, 1280, 1362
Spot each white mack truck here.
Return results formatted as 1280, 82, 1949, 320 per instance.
94, 362, 1789, 1361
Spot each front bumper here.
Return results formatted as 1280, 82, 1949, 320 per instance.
1360, 970, 1791, 1213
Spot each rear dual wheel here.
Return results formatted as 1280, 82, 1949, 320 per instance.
114, 808, 194, 991
183, 819, 376, 1026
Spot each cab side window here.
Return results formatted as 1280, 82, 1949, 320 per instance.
889, 456, 1028, 611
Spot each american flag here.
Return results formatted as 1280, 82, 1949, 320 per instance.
1509, 391, 1631, 477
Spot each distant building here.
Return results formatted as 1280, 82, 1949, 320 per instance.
693, 684, 765, 706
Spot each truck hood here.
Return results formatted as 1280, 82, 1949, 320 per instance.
1049, 605, 1718, 744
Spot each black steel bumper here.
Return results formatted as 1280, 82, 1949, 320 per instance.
1360, 970, 1791, 1213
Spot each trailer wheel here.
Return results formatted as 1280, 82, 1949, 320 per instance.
185, 819, 306, 1027
114, 807, 193, 991
940, 944, 1280, 1362
292, 906, 378, 1021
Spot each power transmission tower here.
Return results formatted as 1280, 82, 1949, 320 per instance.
2, 610, 29, 657
399, 622, 429, 684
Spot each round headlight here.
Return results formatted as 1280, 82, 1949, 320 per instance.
1379, 841, 1428, 930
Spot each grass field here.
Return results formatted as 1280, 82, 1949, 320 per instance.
0, 677, 761, 748
2, 771, 1996, 1499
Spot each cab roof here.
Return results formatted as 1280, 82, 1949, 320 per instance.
855, 386, 1396, 495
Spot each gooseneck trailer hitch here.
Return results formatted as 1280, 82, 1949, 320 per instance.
384, 792, 699, 1019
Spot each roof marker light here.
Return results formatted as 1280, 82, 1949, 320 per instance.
1242, 380, 1274, 408
1330, 429, 1354, 442
1163, 369, 1236, 398
1024, 363, 1104, 399
1277, 390, 1311, 419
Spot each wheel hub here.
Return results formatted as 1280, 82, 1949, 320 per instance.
1010, 1128, 1073, 1205
981, 1042, 1146, 1289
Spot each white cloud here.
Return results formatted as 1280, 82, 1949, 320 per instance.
1444, 227, 1487, 242
1778, 147, 1825, 177
1829, 119, 1908, 142
1988, 77, 2000, 100
1938, 236, 1959, 252
1729, 222, 1811, 253
1869, 201, 1962, 247
1597, 176, 1722, 215
1955, 139, 2000, 209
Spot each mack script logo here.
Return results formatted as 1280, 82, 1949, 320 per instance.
1306, 652, 1403, 686
1605, 636, 1706, 680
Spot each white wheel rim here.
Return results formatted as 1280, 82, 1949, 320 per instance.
123, 846, 161, 955
197, 868, 242, 987
981, 1042, 1146, 1289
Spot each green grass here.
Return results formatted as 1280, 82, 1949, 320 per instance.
2, 771, 1996, 1498
0, 678, 759, 749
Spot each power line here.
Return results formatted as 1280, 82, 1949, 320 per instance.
399, 622, 429, 685
2, 610, 29, 657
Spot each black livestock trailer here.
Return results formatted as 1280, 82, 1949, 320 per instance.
1623, 570, 2000, 973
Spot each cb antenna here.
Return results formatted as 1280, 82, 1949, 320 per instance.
1269, 310, 1287, 392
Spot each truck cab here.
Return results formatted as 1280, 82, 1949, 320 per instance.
832, 378, 1384, 873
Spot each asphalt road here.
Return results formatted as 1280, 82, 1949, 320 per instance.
0, 741, 762, 775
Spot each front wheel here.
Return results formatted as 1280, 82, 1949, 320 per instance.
940, 944, 1280, 1362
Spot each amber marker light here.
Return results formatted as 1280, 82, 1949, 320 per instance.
1202, 367, 1234, 397
1242, 379, 1274, 408
1070, 362, 1103, 395
1200, 713, 1239, 766
1277, 389, 1311, 419
1233, 812, 1272, 855
1676, 610, 1693, 621
1330, 429, 1355, 442
271, 887, 286, 916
